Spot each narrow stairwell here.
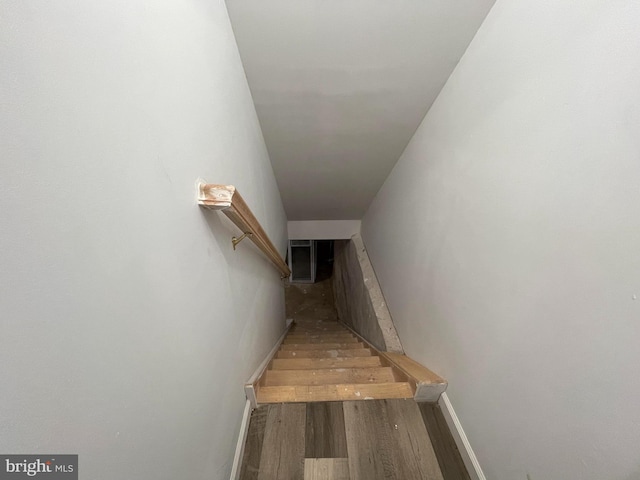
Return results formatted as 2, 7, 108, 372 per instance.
239, 278, 470, 480
257, 319, 414, 403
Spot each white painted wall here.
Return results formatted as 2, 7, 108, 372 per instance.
362, 1, 640, 479
0, 2, 286, 479
288, 220, 360, 240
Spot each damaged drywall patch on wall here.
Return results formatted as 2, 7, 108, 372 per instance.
333, 234, 403, 353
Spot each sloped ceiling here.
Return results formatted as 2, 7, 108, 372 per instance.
226, 0, 496, 220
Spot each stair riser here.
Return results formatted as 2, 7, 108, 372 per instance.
280, 343, 363, 351
284, 336, 357, 344
276, 349, 373, 359
290, 325, 348, 332
291, 322, 345, 327
264, 367, 396, 386
270, 357, 383, 370
257, 382, 414, 403
289, 329, 350, 335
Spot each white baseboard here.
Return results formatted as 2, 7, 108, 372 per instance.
438, 392, 486, 480
246, 319, 292, 389
244, 319, 293, 408
231, 321, 293, 478
229, 399, 252, 480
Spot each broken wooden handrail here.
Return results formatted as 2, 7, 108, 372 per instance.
197, 183, 291, 278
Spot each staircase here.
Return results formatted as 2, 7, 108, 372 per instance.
255, 320, 415, 403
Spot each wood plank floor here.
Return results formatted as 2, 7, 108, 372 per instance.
305, 402, 348, 458
239, 399, 470, 480
419, 403, 471, 480
258, 403, 306, 480
343, 400, 443, 480
304, 459, 350, 480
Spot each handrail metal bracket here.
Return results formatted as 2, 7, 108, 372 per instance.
232, 232, 253, 250
197, 181, 292, 277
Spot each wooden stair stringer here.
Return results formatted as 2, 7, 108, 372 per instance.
338, 321, 449, 403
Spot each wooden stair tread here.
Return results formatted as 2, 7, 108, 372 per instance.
289, 330, 350, 336
271, 357, 383, 370
264, 367, 396, 386
381, 352, 446, 385
276, 349, 373, 359
257, 382, 415, 403
284, 335, 358, 344
280, 343, 364, 351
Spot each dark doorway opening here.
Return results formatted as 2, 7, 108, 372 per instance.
288, 240, 334, 283
314, 240, 334, 282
